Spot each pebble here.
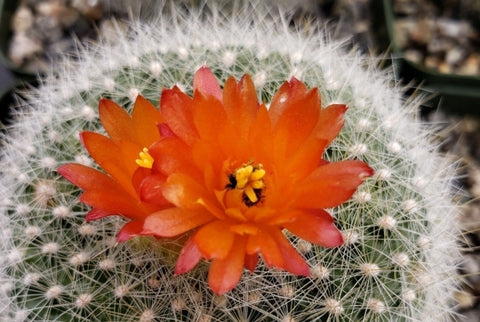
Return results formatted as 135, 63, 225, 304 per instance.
7, 0, 112, 73
393, 0, 480, 76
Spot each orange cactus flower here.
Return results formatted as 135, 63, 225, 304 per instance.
58, 95, 167, 241
140, 67, 374, 294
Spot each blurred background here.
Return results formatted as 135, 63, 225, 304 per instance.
1, 0, 480, 320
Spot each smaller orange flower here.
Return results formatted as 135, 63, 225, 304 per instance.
58, 96, 167, 241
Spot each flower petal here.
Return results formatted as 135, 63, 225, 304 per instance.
192, 93, 227, 141
163, 173, 218, 211
80, 132, 138, 195
293, 160, 374, 209
272, 86, 321, 157
85, 208, 111, 221
80, 190, 146, 220
194, 220, 235, 259
244, 253, 258, 272
222, 74, 258, 140
139, 174, 170, 207
283, 210, 343, 248
193, 66, 222, 101
175, 235, 203, 275
160, 86, 197, 144
314, 103, 347, 144
142, 208, 214, 237
208, 236, 246, 295
270, 229, 310, 276
117, 220, 144, 242
246, 229, 284, 269
98, 98, 136, 144
131, 95, 163, 147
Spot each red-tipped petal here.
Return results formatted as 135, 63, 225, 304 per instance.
283, 210, 343, 248
175, 235, 203, 275
244, 253, 258, 272
80, 190, 145, 220
85, 208, 112, 221
160, 87, 197, 144
208, 237, 246, 295
246, 230, 284, 269
268, 77, 308, 126
193, 66, 222, 101
315, 103, 347, 144
142, 208, 213, 237
117, 220, 144, 242
270, 229, 310, 276
294, 160, 374, 209
194, 221, 235, 260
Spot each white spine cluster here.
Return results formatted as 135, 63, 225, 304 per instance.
0, 1, 460, 321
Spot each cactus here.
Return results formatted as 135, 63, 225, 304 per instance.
0, 1, 460, 321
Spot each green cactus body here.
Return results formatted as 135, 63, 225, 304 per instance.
0, 2, 460, 321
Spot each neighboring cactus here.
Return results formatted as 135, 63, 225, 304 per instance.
0, 2, 460, 321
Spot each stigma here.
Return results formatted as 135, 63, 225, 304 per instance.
135, 147, 154, 169
227, 163, 265, 205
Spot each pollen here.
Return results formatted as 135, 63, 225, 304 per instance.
136, 147, 154, 169
230, 163, 266, 204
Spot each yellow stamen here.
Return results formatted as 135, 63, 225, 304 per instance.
230, 163, 265, 204
244, 186, 258, 203
135, 147, 154, 169
235, 165, 253, 189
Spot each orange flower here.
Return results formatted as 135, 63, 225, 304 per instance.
58, 96, 167, 241
140, 67, 374, 294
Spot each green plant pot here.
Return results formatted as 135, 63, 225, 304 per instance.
373, 0, 480, 115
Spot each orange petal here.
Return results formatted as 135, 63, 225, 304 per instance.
80, 190, 146, 220
208, 236, 246, 295
293, 160, 374, 209
175, 235, 203, 275
160, 87, 197, 144
269, 229, 310, 276
194, 220, 235, 259
80, 132, 138, 196
272, 87, 321, 157
280, 137, 328, 183
193, 66, 222, 101
247, 103, 274, 166
246, 229, 284, 269
131, 95, 163, 147
58, 163, 113, 191
283, 210, 343, 248
222, 74, 258, 140
142, 208, 213, 237
117, 220, 144, 242
314, 104, 347, 145
149, 137, 201, 182
98, 98, 135, 144
192, 93, 227, 141
163, 173, 216, 211
268, 77, 308, 126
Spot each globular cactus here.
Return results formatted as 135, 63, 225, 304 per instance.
0, 1, 460, 321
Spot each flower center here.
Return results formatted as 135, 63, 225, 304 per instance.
226, 163, 265, 206
135, 147, 154, 169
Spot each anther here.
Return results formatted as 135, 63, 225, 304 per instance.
136, 147, 154, 169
